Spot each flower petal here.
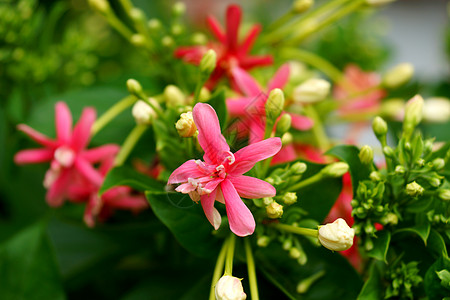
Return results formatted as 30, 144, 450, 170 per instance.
168, 159, 204, 184
239, 55, 274, 69
239, 25, 261, 55
206, 16, 226, 43
228, 175, 276, 199
74, 157, 104, 187
201, 188, 222, 230
231, 67, 261, 97
229, 137, 282, 175
17, 124, 58, 148
174, 46, 207, 65
46, 168, 71, 206
71, 107, 96, 151
81, 144, 119, 163
14, 149, 54, 164
226, 97, 252, 116
193, 103, 230, 165
289, 113, 314, 131
267, 64, 290, 91
271, 144, 297, 165
225, 5, 241, 51
55, 102, 73, 144
221, 179, 255, 237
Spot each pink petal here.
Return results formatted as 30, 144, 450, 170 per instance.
226, 97, 252, 116
74, 157, 104, 187
231, 67, 261, 97
267, 64, 290, 91
240, 55, 274, 69
81, 144, 119, 163
168, 159, 204, 184
239, 25, 261, 55
289, 113, 314, 131
228, 175, 276, 199
46, 168, 71, 206
271, 145, 297, 165
248, 120, 265, 144
201, 188, 222, 230
103, 187, 148, 210
229, 137, 282, 175
193, 103, 230, 165
55, 102, 73, 144
203, 178, 223, 194
206, 16, 226, 43
221, 179, 255, 237
174, 46, 207, 64
225, 5, 241, 52
71, 107, 96, 152
14, 149, 54, 164
17, 124, 58, 148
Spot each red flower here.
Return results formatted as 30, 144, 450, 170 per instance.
175, 5, 273, 88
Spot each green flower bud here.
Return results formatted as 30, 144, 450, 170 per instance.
281, 132, 293, 146
383, 146, 395, 158
171, 24, 184, 36
130, 34, 146, 47
321, 162, 349, 178
199, 49, 216, 75
88, 0, 110, 14
176, 111, 197, 137
292, 0, 314, 13
431, 158, 445, 170
382, 213, 398, 225
380, 98, 405, 119
370, 171, 382, 182
257, 236, 270, 247
289, 247, 301, 259
161, 35, 174, 48
191, 32, 208, 45
382, 63, 414, 89
428, 177, 441, 188
148, 19, 161, 31
292, 78, 330, 104
438, 189, 450, 201
276, 113, 292, 134
372, 116, 388, 138
263, 197, 274, 206
126, 78, 143, 96
164, 85, 185, 107
266, 88, 285, 122
129, 8, 145, 22
172, 2, 186, 16
359, 145, 374, 165
365, 238, 374, 251
366, 0, 396, 6
283, 192, 298, 205
406, 181, 424, 197
404, 95, 424, 133
282, 239, 292, 250
266, 202, 284, 219
291, 162, 307, 175
198, 87, 211, 102
395, 165, 405, 174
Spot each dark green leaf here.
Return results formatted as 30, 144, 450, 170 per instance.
146, 191, 221, 257
0, 222, 65, 300
427, 229, 448, 258
357, 261, 384, 300
326, 145, 372, 194
367, 230, 391, 263
207, 89, 227, 131
424, 255, 450, 300
100, 165, 164, 195
393, 214, 431, 245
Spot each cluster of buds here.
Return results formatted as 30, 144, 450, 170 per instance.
385, 261, 423, 299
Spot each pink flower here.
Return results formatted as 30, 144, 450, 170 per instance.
14, 101, 119, 206
227, 65, 313, 144
333, 64, 386, 117
175, 5, 273, 88
168, 103, 281, 236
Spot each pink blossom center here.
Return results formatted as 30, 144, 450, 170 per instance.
54, 146, 76, 167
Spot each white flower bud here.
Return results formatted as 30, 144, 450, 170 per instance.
292, 78, 330, 104
126, 78, 143, 96
422, 97, 450, 123
404, 95, 424, 127
266, 202, 284, 219
164, 85, 185, 107
130, 34, 146, 47
292, 0, 314, 13
321, 162, 349, 178
176, 112, 197, 137
132, 100, 156, 125
318, 218, 355, 251
372, 116, 388, 137
382, 63, 414, 89
215, 276, 247, 300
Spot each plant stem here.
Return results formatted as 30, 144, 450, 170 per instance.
114, 124, 148, 166
209, 238, 229, 300
303, 105, 330, 152
91, 95, 136, 137
105, 12, 134, 41
269, 223, 318, 238
244, 239, 259, 300
267, 10, 294, 32
224, 233, 236, 276
288, 172, 324, 192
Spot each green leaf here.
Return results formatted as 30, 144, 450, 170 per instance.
146, 191, 221, 258
393, 214, 431, 245
367, 230, 391, 263
357, 261, 384, 300
424, 255, 450, 299
255, 241, 363, 300
207, 89, 227, 131
0, 222, 65, 300
427, 229, 448, 258
99, 165, 164, 195
326, 145, 372, 194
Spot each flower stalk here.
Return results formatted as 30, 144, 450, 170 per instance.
244, 238, 259, 300
210, 238, 229, 300
114, 124, 148, 166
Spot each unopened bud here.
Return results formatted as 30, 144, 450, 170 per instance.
266, 88, 285, 122
172, 2, 186, 16
372, 116, 388, 138
132, 100, 156, 125
359, 145, 374, 165
321, 162, 349, 178
148, 19, 161, 31
370, 171, 382, 182
432, 158, 445, 170
318, 218, 354, 251
406, 181, 424, 197
266, 202, 284, 219
257, 236, 270, 247
191, 32, 208, 45
276, 113, 292, 134
161, 36, 174, 48
171, 24, 183, 36
88, 0, 110, 14
198, 87, 211, 102
291, 162, 307, 175
283, 192, 297, 205
383, 146, 395, 158
428, 177, 441, 188
215, 276, 247, 300
200, 49, 217, 75
438, 189, 450, 201
292, 0, 314, 13
164, 85, 185, 107
282, 239, 292, 250
281, 132, 293, 146
292, 78, 330, 104
263, 197, 274, 206
423, 97, 450, 123
289, 247, 301, 259
129, 8, 145, 22
176, 111, 197, 137
382, 213, 398, 225
404, 95, 424, 129
127, 78, 143, 96
382, 63, 414, 89
380, 98, 405, 119
130, 34, 146, 47
395, 165, 405, 174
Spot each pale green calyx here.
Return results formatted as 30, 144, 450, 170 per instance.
292, 78, 330, 104
200, 49, 217, 75
283, 192, 298, 205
